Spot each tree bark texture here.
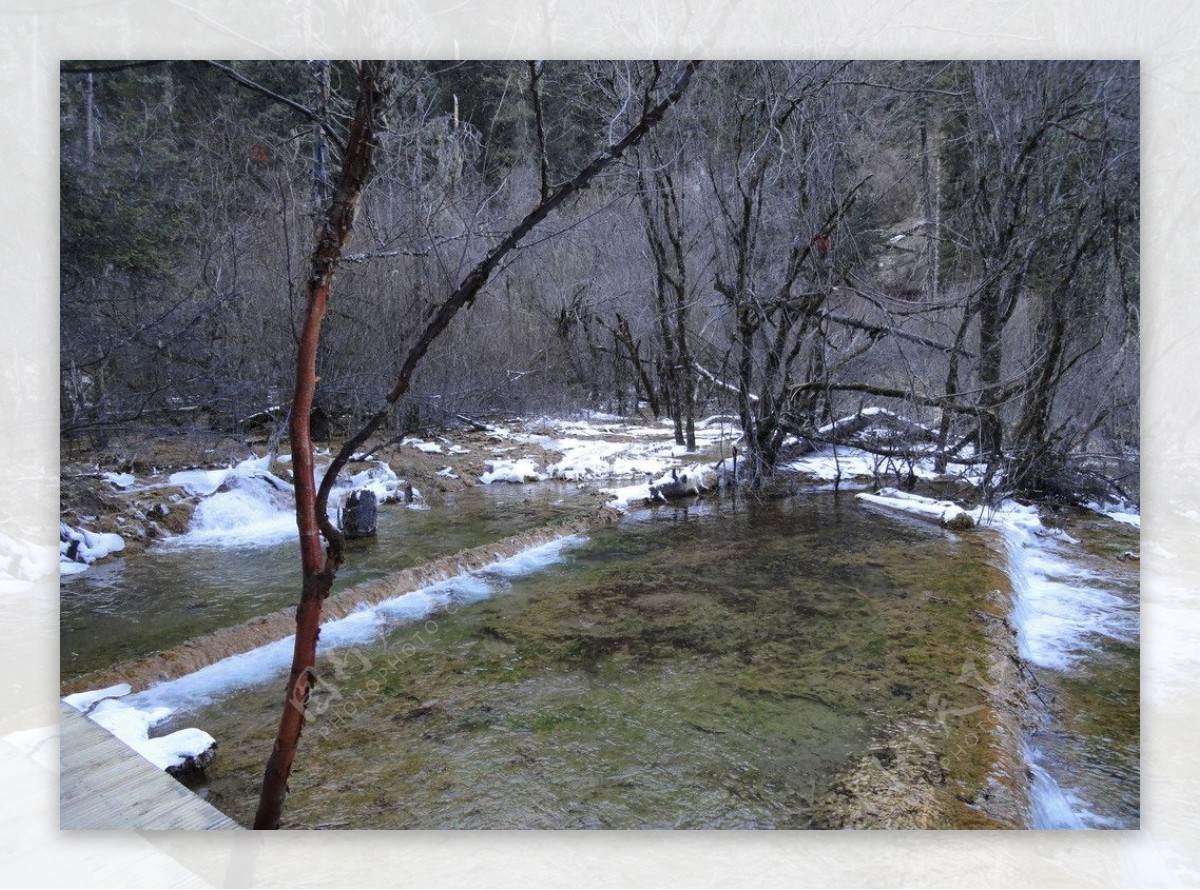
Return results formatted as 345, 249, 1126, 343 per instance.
254, 60, 394, 831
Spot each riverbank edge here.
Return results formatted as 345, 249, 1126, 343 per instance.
812, 527, 1037, 829
60, 499, 621, 697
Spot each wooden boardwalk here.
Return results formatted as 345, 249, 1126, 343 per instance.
59, 703, 241, 830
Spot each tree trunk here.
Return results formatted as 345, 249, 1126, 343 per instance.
311, 60, 332, 217
84, 72, 96, 170
920, 115, 941, 302
254, 61, 395, 830
976, 285, 1006, 459
256, 60, 700, 829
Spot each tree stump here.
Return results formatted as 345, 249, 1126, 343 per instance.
341, 489, 378, 539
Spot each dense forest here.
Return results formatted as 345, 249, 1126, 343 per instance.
60, 60, 1139, 504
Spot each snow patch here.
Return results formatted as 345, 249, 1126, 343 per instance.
402, 438, 445, 454
480, 458, 546, 484
63, 687, 216, 774
856, 488, 972, 527
103, 471, 136, 490
1088, 501, 1140, 529
167, 455, 407, 549
60, 523, 125, 573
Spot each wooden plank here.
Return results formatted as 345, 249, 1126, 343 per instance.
59, 703, 241, 830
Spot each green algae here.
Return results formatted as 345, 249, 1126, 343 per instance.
177, 492, 1022, 829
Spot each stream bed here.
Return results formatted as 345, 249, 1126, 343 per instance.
151, 491, 1029, 828
62, 479, 1140, 829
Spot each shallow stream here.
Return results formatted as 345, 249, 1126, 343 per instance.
155, 492, 1020, 828
62, 478, 1140, 830
60, 484, 596, 680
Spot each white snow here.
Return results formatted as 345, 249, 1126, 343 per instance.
787, 443, 984, 488
63, 686, 216, 773
166, 455, 407, 549
344, 462, 407, 504
789, 447, 885, 483
103, 471, 136, 489
62, 682, 133, 712
545, 439, 627, 480
60, 523, 125, 574
169, 458, 267, 498
402, 438, 445, 455
1088, 501, 1141, 528
480, 458, 546, 484
856, 487, 972, 527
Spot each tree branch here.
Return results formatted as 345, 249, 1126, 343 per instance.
201, 60, 348, 154
314, 62, 703, 535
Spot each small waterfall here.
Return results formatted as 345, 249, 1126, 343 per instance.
60, 519, 612, 777
61, 506, 619, 698
1027, 751, 1089, 830
167, 455, 407, 549
990, 501, 1139, 829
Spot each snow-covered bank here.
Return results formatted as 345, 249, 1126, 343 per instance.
62, 534, 587, 774
60, 452, 421, 575
851, 486, 1140, 829
168, 454, 412, 549
478, 414, 738, 488
850, 490, 1137, 666
786, 445, 983, 488
59, 523, 125, 575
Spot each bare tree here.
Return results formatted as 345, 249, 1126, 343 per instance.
701, 61, 878, 483
635, 135, 700, 449
254, 60, 700, 829
943, 61, 1138, 498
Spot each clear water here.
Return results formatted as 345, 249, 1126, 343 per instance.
64, 486, 1140, 830
60, 483, 596, 679
166, 492, 1020, 829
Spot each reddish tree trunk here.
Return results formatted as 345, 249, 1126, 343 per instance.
254, 60, 700, 830
253, 61, 393, 830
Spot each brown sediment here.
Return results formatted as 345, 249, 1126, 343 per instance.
60, 503, 622, 697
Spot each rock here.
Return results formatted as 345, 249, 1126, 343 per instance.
165, 740, 218, 780
341, 489, 378, 539
943, 511, 976, 531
